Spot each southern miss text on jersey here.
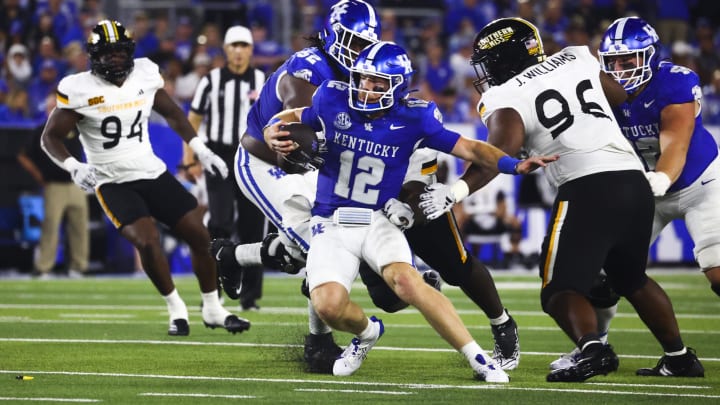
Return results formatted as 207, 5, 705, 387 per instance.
612, 61, 719, 192
300, 79, 461, 217
245, 47, 337, 141
479, 46, 643, 189
56, 58, 165, 184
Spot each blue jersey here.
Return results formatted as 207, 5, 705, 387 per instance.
301, 80, 461, 217
613, 61, 718, 192
245, 47, 339, 141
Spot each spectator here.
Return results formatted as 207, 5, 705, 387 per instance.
702, 69, 720, 126
6, 44, 32, 88
62, 41, 89, 76
4, 87, 32, 122
17, 94, 89, 280
131, 11, 159, 59
174, 15, 195, 63
175, 52, 211, 103
27, 59, 60, 120
250, 22, 288, 73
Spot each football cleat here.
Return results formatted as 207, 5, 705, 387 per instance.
491, 314, 520, 370
210, 238, 243, 299
549, 346, 582, 370
546, 344, 619, 382
304, 332, 343, 374
333, 316, 384, 376
203, 314, 251, 334
636, 348, 704, 377
168, 319, 189, 336
422, 269, 442, 291
471, 352, 510, 383
260, 233, 305, 274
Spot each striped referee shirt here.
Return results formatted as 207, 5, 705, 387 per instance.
190, 66, 266, 153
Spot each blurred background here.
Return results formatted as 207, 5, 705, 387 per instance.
1, 0, 719, 275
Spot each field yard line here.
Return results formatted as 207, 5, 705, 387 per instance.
2, 338, 719, 362
1, 304, 719, 320
0, 397, 99, 402
0, 370, 717, 399
139, 393, 255, 399
2, 318, 719, 337
295, 388, 415, 395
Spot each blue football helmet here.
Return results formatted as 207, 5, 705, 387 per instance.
87, 19, 135, 83
598, 17, 660, 92
320, 0, 381, 75
349, 41, 414, 112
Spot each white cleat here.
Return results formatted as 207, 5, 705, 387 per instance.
549, 347, 582, 370
332, 316, 384, 376
472, 353, 510, 383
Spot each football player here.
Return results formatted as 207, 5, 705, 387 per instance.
41, 20, 249, 336
214, 0, 523, 373
548, 16, 717, 376
263, 41, 555, 379
415, 17, 703, 381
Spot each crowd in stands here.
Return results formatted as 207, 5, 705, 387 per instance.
2, 0, 720, 129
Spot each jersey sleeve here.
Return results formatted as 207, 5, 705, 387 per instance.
300, 82, 326, 131
657, 64, 701, 106
418, 102, 461, 153
285, 48, 334, 87
133, 58, 164, 91
56, 75, 87, 110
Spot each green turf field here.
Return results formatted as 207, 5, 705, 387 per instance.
0, 270, 718, 404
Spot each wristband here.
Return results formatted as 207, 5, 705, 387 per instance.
188, 137, 208, 154
63, 156, 81, 172
263, 117, 282, 131
450, 180, 470, 202
497, 155, 521, 175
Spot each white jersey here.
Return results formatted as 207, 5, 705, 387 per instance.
479, 46, 643, 188
56, 58, 166, 184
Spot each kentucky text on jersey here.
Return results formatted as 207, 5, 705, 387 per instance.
332, 131, 400, 158
620, 122, 660, 138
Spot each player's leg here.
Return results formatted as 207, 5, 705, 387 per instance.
145, 172, 249, 334
405, 210, 519, 369
682, 176, 720, 298
365, 215, 508, 382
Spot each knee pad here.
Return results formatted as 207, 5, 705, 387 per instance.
358, 263, 408, 313
696, 243, 720, 269
587, 272, 621, 308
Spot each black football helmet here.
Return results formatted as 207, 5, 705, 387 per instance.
470, 17, 545, 93
87, 20, 135, 83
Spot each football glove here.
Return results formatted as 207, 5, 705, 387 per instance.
645, 171, 671, 197
418, 181, 469, 221
63, 157, 97, 192
383, 198, 414, 231
189, 137, 228, 178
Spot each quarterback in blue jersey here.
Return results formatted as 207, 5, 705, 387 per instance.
264, 41, 555, 379
214, 0, 527, 373
546, 16, 719, 376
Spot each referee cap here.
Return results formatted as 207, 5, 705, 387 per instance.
224, 25, 253, 45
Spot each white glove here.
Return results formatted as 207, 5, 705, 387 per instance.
645, 171, 671, 197
189, 137, 228, 178
63, 157, 97, 192
383, 198, 414, 231
418, 180, 470, 221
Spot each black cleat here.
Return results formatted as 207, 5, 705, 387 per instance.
491, 314, 520, 370
636, 348, 704, 377
422, 270, 442, 291
168, 319, 189, 336
204, 314, 251, 334
210, 238, 243, 299
260, 233, 305, 274
546, 344, 619, 382
304, 332, 343, 374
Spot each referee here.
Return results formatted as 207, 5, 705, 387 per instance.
182, 25, 267, 310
